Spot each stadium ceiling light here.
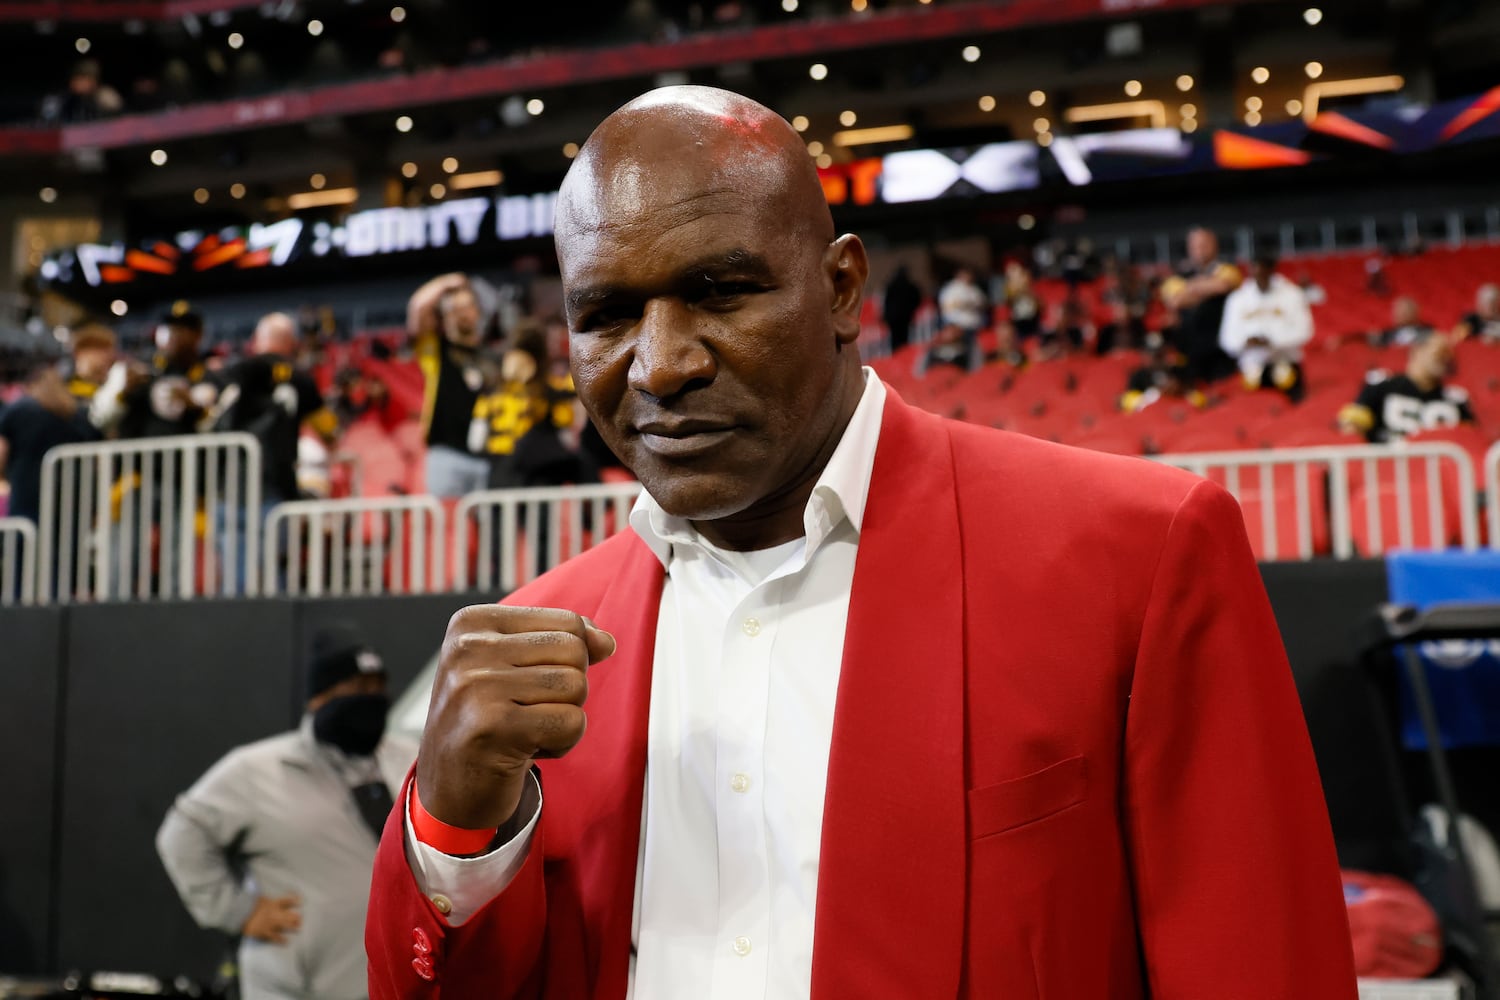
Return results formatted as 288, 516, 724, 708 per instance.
962, 45, 980, 63
791, 115, 810, 132
287, 187, 358, 210
401, 161, 418, 178
193, 187, 210, 204
75, 37, 90, 54
526, 98, 545, 116
1179, 103, 1197, 118
1245, 96, 1262, 111
227, 31, 243, 49
1301, 74, 1403, 121
230, 182, 246, 199
1305, 61, 1324, 79
1037, 131, 1053, 147
839, 109, 857, 127
978, 95, 996, 112
809, 63, 828, 81
563, 142, 580, 158
851, 0, 867, 10
442, 156, 459, 173
395, 115, 413, 132
1181, 117, 1198, 133
110, 300, 128, 317
1018, 214, 1036, 231
390, 5, 406, 22
832, 124, 913, 146
1244, 110, 1262, 126
807, 140, 825, 156
1176, 74, 1194, 91
1286, 98, 1304, 116
307, 19, 324, 36
1033, 117, 1050, 132
782, 0, 797, 10
1063, 100, 1168, 128
150, 148, 168, 166
1303, 7, 1322, 25
815, 153, 833, 168
450, 169, 504, 190
429, 183, 447, 199
309, 172, 327, 190
39, 186, 57, 203
1124, 80, 1142, 97
1029, 90, 1047, 107
1252, 66, 1270, 84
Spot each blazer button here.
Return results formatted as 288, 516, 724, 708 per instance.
430, 893, 453, 916
413, 927, 432, 955
412, 957, 435, 982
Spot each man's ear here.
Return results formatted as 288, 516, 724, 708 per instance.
825, 234, 870, 346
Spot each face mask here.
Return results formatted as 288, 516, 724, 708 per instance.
312, 693, 389, 756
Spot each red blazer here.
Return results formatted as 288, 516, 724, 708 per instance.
368, 390, 1357, 999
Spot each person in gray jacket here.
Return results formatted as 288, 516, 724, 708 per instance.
156, 624, 417, 1000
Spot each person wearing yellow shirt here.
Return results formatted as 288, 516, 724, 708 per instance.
407, 273, 492, 498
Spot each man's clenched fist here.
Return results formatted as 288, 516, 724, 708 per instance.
416, 606, 616, 833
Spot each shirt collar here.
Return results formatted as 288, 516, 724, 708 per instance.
630, 368, 887, 567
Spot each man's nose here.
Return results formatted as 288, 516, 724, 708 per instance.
628, 299, 716, 400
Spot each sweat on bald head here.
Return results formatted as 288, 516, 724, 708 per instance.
557, 86, 833, 251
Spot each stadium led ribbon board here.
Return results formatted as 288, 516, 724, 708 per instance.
40, 191, 558, 289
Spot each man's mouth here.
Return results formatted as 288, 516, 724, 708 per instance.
633, 419, 739, 459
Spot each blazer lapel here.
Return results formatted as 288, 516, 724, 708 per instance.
810, 391, 968, 999
546, 538, 664, 1000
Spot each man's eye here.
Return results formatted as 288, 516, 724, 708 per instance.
581, 308, 637, 331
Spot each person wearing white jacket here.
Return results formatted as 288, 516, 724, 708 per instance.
1219, 253, 1314, 401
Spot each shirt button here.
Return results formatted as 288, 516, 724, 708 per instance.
430, 894, 453, 916
730, 773, 751, 794
732, 935, 752, 957
741, 617, 761, 637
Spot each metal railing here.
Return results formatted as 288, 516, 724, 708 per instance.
37, 433, 262, 603
454, 482, 644, 593
0, 517, 36, 607
263, 495, 446, 597
1158, 442, 1479, 560
1486, 440, 1500, 549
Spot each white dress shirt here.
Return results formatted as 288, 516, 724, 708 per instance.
1218, 273, 1314, 380
407, 370, 887, 999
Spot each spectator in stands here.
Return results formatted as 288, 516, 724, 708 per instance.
881, 266, 922, 353
0, 355, 98, 526
65, 323, 117, 404
1121, 335, 1204, 413
108, 307, 220, 440
1218, 252, 1314, 402
1296, 268, 1328, 306
1002, 260, 1042, 344
1456, 283, 1500, 342
1338, 333, 1473, 442
406, 273, 492, 498
212, 312, 336, 593
157, 624, 415, 1000
1160, 227, 1242, 384
1043, 282, 1098, 357
1374, 296, 1434, 348
1097, 259, 1148, 353
917, 267, 985, 375
40, 59, 123, 123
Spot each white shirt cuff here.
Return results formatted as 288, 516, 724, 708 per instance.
402, 772, 542, 927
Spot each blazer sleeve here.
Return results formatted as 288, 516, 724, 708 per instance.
367, 772, 549, 1000
1122, 480, 1357, 999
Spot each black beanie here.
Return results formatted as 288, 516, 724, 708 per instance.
307, 622, 384, 700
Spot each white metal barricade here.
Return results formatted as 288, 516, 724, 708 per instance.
263, 495, 446, 597
1158, 442, 1479, 560
1486, 440, 1500, 549
37, 433, 262, 603
455, 482, 644, 593
0, 517, 37, 607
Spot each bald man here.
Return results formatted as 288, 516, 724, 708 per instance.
213, 313, 333, 592
367, 87, 1356, 999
